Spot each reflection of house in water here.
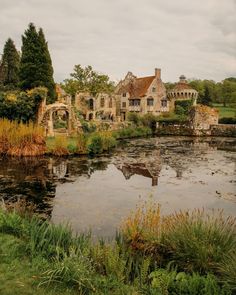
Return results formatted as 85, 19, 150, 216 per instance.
114, 150, 161, 186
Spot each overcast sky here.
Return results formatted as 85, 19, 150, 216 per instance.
1, 0, 236, 83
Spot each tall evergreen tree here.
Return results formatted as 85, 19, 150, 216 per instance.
19, 23, 56, 102
201, 86, 212, 106
0, 38, 20, 89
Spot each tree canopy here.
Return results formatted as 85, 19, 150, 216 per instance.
19, 23, 56, 102
61, 64, 115, 98
0, 38, 20, 90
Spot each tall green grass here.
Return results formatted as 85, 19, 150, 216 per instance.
0, 202, 235, 294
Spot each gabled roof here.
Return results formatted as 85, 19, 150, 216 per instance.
117, 75, 155, 98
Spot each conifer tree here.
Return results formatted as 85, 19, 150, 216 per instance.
0, 38, 20, 89
201, 86, 212, 106
19, 23, 56, 102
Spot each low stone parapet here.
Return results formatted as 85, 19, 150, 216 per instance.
210, 124, 236, 137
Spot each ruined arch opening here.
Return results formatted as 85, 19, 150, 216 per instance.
52, 109, 69, 132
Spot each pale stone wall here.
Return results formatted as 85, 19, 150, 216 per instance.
189, 105, 219, 130
75, 92, 120, 121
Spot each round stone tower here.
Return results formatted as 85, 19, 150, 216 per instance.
167, 75, 198, 111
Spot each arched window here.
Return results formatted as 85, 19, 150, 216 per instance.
109, 98, 112, 108
100, 97, 105, 108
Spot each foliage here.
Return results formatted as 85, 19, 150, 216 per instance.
0, 38, 20, 90
39, 250, 95, 293
148, 269, 231, 295
219, 117, 236, 124
0, 87, 47, 123
140, 113, 158, 130
156, 113, 188, 124
189, 78, 236, 107
201, 86, 212, 106
121, 200, 236, 279
0, 207, 235, 294
61, 64, 115, 97
47, 136, 69, 156
0, 119, 45, 156
114, 126, 152, 139
86, 131, 116, 154
127, 112, 141, 125
175, 100, 193, 115
19, 23, 56, 102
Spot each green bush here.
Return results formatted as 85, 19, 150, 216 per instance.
148, 270, 231, 295
127, 112, 141, 126
86, 133, 103, 154
219, 117, 236, 124
175, 99, 193, 115
140, 113, 158, 130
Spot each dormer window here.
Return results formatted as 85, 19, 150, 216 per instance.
152, 87, 156, 92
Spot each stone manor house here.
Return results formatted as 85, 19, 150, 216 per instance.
71, 68, 199, 122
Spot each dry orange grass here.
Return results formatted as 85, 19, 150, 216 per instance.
0, 119, 46, 156
121, 200, 236, 274
120, 199, 162, 253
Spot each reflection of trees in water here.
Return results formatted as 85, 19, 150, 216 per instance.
0, 156, 111, 219
0, 157, 55, 218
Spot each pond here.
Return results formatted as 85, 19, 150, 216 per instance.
0, 136, 235, 238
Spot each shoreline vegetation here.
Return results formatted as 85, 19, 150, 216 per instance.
0, 199, 235, 294
0, 118, 152, 157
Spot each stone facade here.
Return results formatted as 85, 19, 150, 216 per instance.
37, 84, 81, 136
167, 75, 198, 111
75, 92, 119, 121
115, 68, 168, 121
189, 105, 219, 130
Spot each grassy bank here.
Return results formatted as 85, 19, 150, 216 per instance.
0, 119, 152, 157
0, 200, 235, 294
46, 126, 152, 156
213, 104, 236, 118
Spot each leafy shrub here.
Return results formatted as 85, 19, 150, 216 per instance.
219, 117, 236, 124
86, 132, 117, 154
175, 99, 193, 115
140, 113, 158, 130
127, 112, 141, 126
148, 269, 231, 295
86, 133, 103, 154
0, 87, 47, 123
114, 126, 152, 139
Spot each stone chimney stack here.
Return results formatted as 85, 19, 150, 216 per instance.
155, 68, 161, 79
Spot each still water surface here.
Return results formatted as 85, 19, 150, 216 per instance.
0, 136, 235, 237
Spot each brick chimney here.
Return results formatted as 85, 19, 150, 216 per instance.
155, 68, 161, 79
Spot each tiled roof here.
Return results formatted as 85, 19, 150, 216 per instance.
118, 76, 155, 98
171, 82, 196, 92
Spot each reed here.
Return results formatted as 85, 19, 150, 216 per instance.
48, 136, 69, 156
0, 119, 46, 156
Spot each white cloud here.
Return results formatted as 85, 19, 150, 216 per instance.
1, 0, 235, 82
